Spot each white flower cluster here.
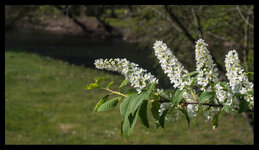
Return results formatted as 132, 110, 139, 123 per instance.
158, 101, 180, 123
157, 88, 173, 116
214, 83, 229, 103
225, 50, 254, 108
183, 90, 196, 102
94, 58, 158, 94
195, 39, 219, 91
159, 102, 174, 116
153, 40, 191, 90
214, 83, 239, 111
156, 88, 172, 99
187, 104, 198, 119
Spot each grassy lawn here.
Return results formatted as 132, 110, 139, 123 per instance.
5, 50, 253, 144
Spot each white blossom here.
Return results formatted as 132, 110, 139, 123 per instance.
182, 90, 197, 102
156, 88, 171, 99
195, 39, 219, 91
214, 83, 238, 111
153, 40, 191, 90
95, 58, 158, 94
159, 102, 174, 116
187, 104, 198, 119
214, 83, 227, 103
158, 102, 180, 122
225, 50, 254, 108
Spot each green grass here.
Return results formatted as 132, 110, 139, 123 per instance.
5, 50, 253, 144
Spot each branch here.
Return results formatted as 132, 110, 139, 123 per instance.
191, 7, 203, 38
147, 6, 182, 32
101, 87, 127, 97
236, 5, 254, 29
243, 13, 249, 72
206, 31, 229, 41
159, 99, 223, 107
158, 99, 254, 112
164, 5, 196, 44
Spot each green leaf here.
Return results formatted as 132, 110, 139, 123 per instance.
120, 121, 124, 140
223, 104, 230, 113
151, 93, 160, 101
159, 109, 168, 128
95, 76, 109, 84
128, 109, 139, 134
120, 94, 140, 139
184, 71, 198, 81
146, 82, 156, 97
244, 72, 254, 76
121, 119, 129, 139
122, 107, 139, 139
151, 102, 161, 128
120, 94, 138, 119
247, 90, 254, 95
199, 91, 213, 103
138, 100, 149, 128
238, 99, 249, 113
129, 91, 148, 114
171, 89, 185, 106
125, 89, 138, 95
107, 81, 114, 88
219, 82, 229, 91
151, 102, 160, 121
212, 110, 223, 129
119, 79, 129, 89
191, 76, 198, 86
193, 104, 202, 125
85, 83, 99, 90
97, 97, 121, 112
164, 89, 176, 97
180, 108, 190, 127
93, 94, 109, 112
233, 93, 242, 98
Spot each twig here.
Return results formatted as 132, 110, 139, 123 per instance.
164, 5, 196, 44
159, 99, 223, 107
101, 87, 127, 97
158, 99, 254, 112
191, 7, 203, 38
236, 5, 254, 29
147, 5, 182, 32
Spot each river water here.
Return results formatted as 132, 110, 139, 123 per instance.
5, 27, 155, 73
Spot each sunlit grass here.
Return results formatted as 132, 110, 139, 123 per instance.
5, 50, 253, 144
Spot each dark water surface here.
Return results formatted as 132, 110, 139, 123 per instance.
5, 27, 155, 72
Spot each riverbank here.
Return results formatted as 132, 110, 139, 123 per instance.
11, 15, 141, 43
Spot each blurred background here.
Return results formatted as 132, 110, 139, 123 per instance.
5, 5, 254, 144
